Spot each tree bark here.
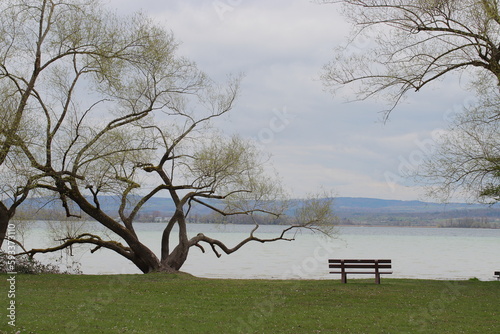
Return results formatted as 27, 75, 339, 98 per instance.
160, 208, 191, 272
0, 203, 11, 249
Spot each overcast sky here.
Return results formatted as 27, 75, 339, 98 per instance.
106, 0, 475, 201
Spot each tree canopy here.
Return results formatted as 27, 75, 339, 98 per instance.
321, 0, 500, 115
418, 84, 500, 202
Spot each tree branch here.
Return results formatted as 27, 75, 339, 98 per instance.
20, 233, 133, 260
189, 227, 296, 258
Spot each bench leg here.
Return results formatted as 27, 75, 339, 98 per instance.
341, 272, 347, 284
375, 274, 381, 284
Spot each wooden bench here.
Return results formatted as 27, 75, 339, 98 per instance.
495, 271, 500, 280
329, 259, 392, 284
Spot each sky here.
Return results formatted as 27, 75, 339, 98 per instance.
106, 0, 475, 201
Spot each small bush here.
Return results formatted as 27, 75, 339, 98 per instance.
0, 251, 77, 274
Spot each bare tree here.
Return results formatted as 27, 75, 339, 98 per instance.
7, 0, 337, 273
418, 84, 500, 203
320, 0, 500, 116
20, 78, 337, 273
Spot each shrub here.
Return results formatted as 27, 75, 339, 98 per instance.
0, 251, 80, 274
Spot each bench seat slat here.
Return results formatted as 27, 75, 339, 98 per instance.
329, 271, 393, 274
329, 264, 392, 269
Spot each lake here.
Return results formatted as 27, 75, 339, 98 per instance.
18, 222, 500, 281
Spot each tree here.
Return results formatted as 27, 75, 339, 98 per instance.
7, 0, 337, 273
418, 84, 500, 203
320, 0, 500, 116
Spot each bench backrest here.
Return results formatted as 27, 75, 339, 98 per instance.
329, 259, 392, 271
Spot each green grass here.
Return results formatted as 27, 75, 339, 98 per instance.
1, 274, 499, 333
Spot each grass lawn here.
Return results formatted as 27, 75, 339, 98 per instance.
1, 273, 499, 333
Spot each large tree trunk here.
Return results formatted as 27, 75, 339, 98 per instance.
163, 243, 190, 272
159, 209, 191, 272
129, 245, 163, 274
0, 203, 12, 249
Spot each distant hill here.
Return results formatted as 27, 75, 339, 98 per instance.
15, 196, 500, 227
333, 197, 493, 212
332, 197, 500, 227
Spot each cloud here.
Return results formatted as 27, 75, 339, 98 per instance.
150, 1, 345, 72
103, 0, 472, 201
272, 160, 422, 200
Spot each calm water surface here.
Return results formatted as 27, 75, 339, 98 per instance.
20, 222, 500, 280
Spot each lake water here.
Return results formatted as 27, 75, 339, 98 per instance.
17, 222, 500, 281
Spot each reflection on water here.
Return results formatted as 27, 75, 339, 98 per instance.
16, 222, 500, 280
